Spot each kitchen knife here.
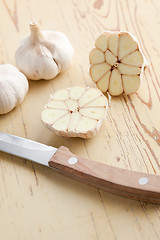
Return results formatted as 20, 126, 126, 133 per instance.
0, 132, 160, 204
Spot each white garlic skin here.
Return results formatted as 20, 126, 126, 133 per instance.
15, 23, 74, 80
0, 64, 28, 114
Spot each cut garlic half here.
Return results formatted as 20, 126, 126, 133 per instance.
89, 31, 146, 96
41, 86, 108, 138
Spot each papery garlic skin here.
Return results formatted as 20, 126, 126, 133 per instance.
41, 86, 109, 138
0, 64, 28, 114
15, 22, 74, 80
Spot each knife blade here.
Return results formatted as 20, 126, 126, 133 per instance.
0, 132, 57, 166
0, 132, 160, 204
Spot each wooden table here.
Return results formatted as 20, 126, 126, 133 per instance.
0, 0, 160, 239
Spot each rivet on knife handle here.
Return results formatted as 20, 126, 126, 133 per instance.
49, 146, 160, 204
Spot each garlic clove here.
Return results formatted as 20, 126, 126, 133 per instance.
105, 50, 117, 66
79, 107, 106, 119
15, 22, 74, 80
118, 33, 137, 60
89, 48, 105, 64
108, 69, 123, 96
90, 62, 111, 82
68, 113, 81, 131
108, 32, 119, 56
118, 63, 141, 75
46, 31, 74, 71
17, 50, 59, 80
122, 75, 140, 95
41, 109, 68, 124
0, 64, 28, 114
121, 50, 143, 67
89, 31, 147, 96
69, 86, 86, 100
97, 71, 111, 92
95, 32, 109, 52
41, 86, 109, 138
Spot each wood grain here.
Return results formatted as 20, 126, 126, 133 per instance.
0, 0, 160, 239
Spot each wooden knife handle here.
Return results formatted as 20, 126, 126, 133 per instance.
49, 146, 160, 204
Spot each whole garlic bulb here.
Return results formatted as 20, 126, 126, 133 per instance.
15, 22, 74, 80
0, 64, 28, 114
